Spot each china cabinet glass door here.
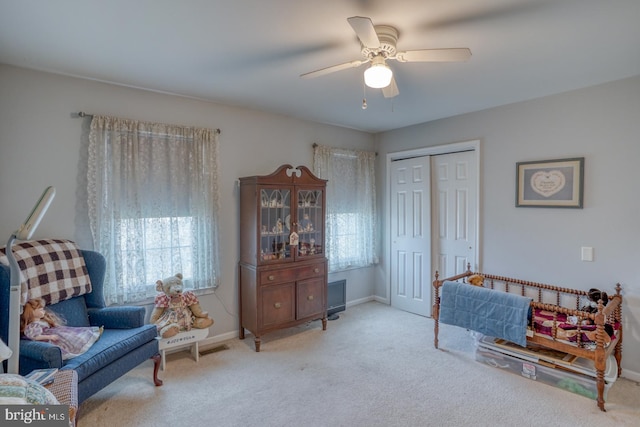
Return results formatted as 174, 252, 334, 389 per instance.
296, 188, 323, 258
259, 188, 291, 262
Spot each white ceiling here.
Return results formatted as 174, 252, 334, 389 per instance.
1, 0, 639, 133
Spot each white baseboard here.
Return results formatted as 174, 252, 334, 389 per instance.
346, 295, 376, 307
198, 331, 238, 350
621, 368, 640, 382
372, 295, 389, 305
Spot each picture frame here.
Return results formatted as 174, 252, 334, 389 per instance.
516, 157, 584, 208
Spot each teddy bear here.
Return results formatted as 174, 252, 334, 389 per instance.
149, 273, 214, 338
467, 274, 484, 287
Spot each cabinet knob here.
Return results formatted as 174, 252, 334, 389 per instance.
274, 302, 281, 309
307, 295, 314, 301
268, 275, 275, 281
314, 268, 319, 273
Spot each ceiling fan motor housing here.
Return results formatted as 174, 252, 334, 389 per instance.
361, 25, 398, 59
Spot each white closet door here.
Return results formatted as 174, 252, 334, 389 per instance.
390, 156, 431, 316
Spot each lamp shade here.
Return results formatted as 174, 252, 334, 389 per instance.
364, 56, 393, 89
0, 338, 12, 362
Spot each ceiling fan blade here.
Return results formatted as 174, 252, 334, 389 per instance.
300, 59, 368, 79
382, 76, 399, 98
347, 16, 380, 48
395, 48, 472, 63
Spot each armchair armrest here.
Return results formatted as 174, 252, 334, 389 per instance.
20, 340, 63, 368
87, 306, 145, 329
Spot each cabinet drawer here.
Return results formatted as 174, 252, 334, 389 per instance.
296, 262, 325, 280
260, 262, 324, 285
297, 277, 325, 319
260, 269, 296, 285
261, 283, 295, 327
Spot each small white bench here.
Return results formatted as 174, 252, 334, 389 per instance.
156, 328, 209, 370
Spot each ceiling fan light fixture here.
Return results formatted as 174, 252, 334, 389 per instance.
364, 56, 392, 89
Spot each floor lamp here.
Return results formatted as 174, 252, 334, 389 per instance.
5, 186, 55, 374
0, 338, 12, 372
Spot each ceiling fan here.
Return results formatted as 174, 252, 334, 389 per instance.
300, 16, 471, 98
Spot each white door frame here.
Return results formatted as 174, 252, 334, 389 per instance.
385, 139, 481, 312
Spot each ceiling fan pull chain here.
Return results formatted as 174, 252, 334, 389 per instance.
362, 80, 367, 110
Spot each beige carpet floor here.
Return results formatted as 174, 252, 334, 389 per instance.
78, 302, 640, 426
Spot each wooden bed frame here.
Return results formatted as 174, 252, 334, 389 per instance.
432, 268, 623, 412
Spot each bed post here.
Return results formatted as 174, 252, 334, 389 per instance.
433, 271, 440, 349
614, 283, 623, 378
594, 299, 607, 412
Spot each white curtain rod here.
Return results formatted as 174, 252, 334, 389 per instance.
312, 143, 377, 156
72, 111, 221, 135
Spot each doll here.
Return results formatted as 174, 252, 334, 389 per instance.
20, 298, 103, 360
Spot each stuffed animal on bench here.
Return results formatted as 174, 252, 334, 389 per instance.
150, 273, 214, 338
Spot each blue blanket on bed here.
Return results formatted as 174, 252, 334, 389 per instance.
439, 280, 532, 347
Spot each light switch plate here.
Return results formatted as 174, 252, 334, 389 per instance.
581, 246, 594, 262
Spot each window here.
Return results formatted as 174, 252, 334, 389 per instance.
314, 144, 378, 271
119, 216, 195, 287
88, 115, 221, 305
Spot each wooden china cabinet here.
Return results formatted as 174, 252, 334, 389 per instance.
238, 164, 328, 351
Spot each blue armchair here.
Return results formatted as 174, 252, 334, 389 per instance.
0, 250, 162, 403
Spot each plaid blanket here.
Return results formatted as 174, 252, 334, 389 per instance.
0, 239, 92, 306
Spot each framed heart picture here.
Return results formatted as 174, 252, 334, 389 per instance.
516, 157, 584, 208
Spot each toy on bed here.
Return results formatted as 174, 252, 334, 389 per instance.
580, 288, 615, 337
533, 287, 616, 347
432, 267, 622, 412
467, 274, 484, 286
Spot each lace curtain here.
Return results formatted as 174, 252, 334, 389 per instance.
313, 144, 378, 271
88, 115, 221, 305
